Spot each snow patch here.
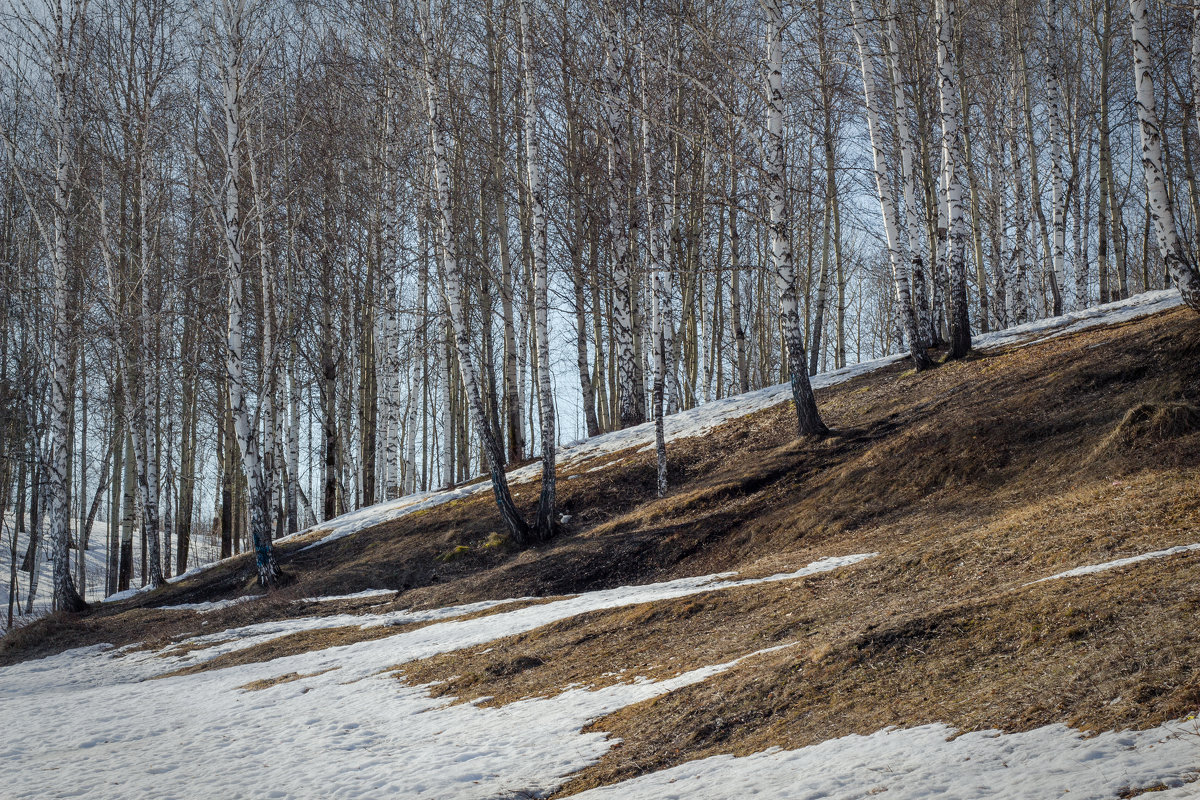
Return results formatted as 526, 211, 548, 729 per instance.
571, 719, 1200, 800
155, 596, 259, 614
298, 589, 398, 604
1030, 543, 1200, 584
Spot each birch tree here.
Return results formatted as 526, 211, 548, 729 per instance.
1044, 0, 1069, 311
1129, 0, 1200, 311
416, 0, 531, 542
935, 0, 972, 359
204, 0, 282, 585
518, 0, 555, 539
761, 0, 826, 437
598, 5, 642, 430
1, 0, 91, 610
849, 0, 931, 371
884, 0, 933, 349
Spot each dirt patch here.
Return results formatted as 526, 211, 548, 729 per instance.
239, 667, 338, 692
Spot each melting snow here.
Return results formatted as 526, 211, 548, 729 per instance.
299, 589, 399, 604
155, 596, 259, 614
2, 548, 1194, 799
1031, 543, 1200, 584
0, 554, 874, 799
572, 720, 1200, 800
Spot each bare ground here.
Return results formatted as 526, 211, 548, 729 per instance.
4, 307, 1200, 796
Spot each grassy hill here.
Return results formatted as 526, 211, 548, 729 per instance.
3, 293, 1200, 798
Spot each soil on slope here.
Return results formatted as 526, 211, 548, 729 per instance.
3, 306, 1200, 797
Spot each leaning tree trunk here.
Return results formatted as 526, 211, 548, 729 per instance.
936, 0, 972, 359
1130, 0, 1200, 310
850, 0, 932, 371
417, 0, 530, 543
763, 0, 827, 437
518, 0, 555, 541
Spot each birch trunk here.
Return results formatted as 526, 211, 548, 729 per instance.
1194, 9, 1200, 164
763, 0, 826, 437
518, 0, 555, 540
1129, 0, 1200, 310
217, 0, 280, 585
599, 9, 642, 429
417, 0, 530, 543
849, 0, 931, 370
1015, 5, 1061, 315
1045, 0, 1070, 311
45, 0, 87, 612
1008, 71, 1031, 324
936, 0, 972, 359
883, 1, 934, 348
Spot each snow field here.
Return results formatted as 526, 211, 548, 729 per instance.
571, 720, 1200, 800
0, 555, 874, 799
4, 547, 1198, 799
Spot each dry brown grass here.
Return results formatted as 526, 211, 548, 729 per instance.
4, 305, 1199, 797
239, 667, 337, 692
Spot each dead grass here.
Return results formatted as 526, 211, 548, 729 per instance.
239, 667, 337, 692
4, 305, 1200, 797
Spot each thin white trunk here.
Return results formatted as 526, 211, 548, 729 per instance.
416, 0, 530, 541
217, 0, 279, 585
849, 0, 931, 370
762, 0, 826, 437
599, 9, 641, 429
46, 0, 86, 611
1045, 0, 1070, 310
1129, 0, 1200, 310
936, 0, 972, 357
885, 0, 934, 348
518, 0, 555, 540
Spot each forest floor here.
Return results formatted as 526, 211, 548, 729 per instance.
3, 291, 1200, 799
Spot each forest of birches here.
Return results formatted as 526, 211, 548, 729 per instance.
2, 0, 1200, 619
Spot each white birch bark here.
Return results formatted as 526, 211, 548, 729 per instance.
438, 319, 453, 489
40, 0, 87, 610
379, 71, 402, 501
416, 0, 530, 541
1193, 8, 1200, 157
1007, 67, 1031, 324
640, 20, 668, 494
136, 163, 164, 587
1044, 0, 1070, 310
762, 0, 826, 436
849, 0, 931, 370
598, 8, 641, 429
1129, 0, 1200, 311
936, 0, 972, 358
214, 0, 280, 584
518, 0, 555, 540
885, 0, 934, 348
404, 363, 419, 496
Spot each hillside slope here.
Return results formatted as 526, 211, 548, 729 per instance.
3, 290, 1200, 799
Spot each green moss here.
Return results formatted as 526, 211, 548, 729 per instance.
436, 545, 471, 562
482, 532, 507, 549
